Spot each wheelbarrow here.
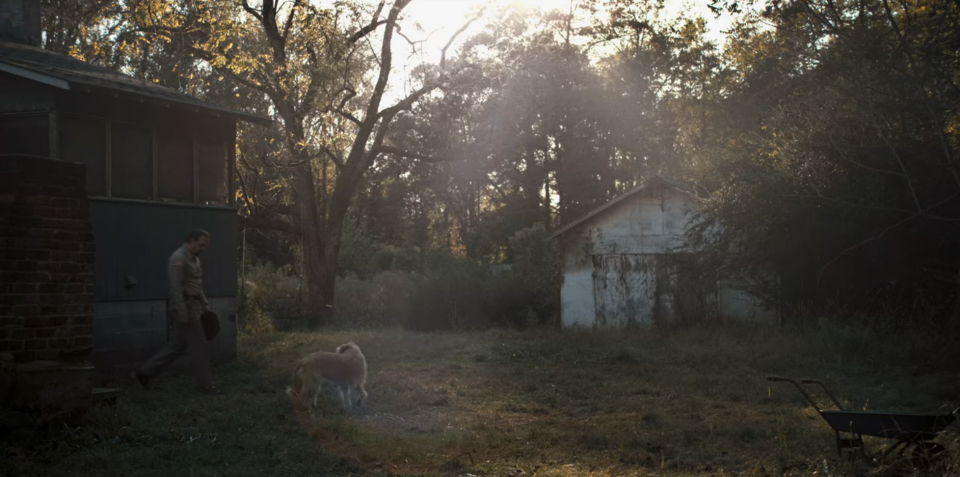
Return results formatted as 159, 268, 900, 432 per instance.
767, 376, 958, 467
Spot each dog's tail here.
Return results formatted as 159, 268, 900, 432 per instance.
286, 359, 306, 400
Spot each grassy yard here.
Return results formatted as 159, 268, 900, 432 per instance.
5, 324, 960, 477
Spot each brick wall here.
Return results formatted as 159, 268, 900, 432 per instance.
0, 154, 95, 424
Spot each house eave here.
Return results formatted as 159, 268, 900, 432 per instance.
0, 61, 70, 90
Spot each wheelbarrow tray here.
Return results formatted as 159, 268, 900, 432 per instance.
820, 410, 957, 441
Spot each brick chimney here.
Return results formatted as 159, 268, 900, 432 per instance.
0, 0, 41, 47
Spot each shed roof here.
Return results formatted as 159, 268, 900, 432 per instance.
548, 176, 705, 240
0, 41, 271, 124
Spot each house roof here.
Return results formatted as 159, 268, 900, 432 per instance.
548, 176, 706, 240
0, 41, 271, 124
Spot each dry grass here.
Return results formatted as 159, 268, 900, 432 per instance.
5, 323, 960, 476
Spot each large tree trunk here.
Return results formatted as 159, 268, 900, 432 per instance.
317, 221, 344, 325
291, 157, 348, 328
293, 162, 328, 325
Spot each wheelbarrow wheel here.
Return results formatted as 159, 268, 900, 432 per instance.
908, 441, 949, 471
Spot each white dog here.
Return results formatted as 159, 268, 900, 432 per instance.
286, 342, 368, 410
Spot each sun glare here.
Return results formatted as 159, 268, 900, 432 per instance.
380, 0, 733, 103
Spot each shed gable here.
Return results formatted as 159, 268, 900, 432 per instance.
571, 184, 697, 256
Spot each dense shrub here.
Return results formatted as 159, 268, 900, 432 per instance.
239, 258, 301, 333
338, 217, 376, 279
406, 252, 491, 331
335, 270, 417, 328
508, 223, 560, 326
239, 224, 562, 331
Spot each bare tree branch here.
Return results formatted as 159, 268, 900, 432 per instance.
240, 0, 263, 22
337, 110, 363, 126
320, 145, 345, 169
317, 86, 358, 123
239, 215, 300, 235
441, 9, 484, 68
265, 157, 311, 168
371, 145, 445, 163
299, 44, 324, 115
824, 136, 903, 176
347, 0, 387, 44
879, 132, 923, 212
238, 0, 289, 65
334, 87, 357, 111
266, 203, 300, 216
239, 151, 260, 173
797, 187, 960, 222
234, 153, 256, 215
395, 26, 422, 50
356, 0, 413, 129
377, 82, 438, 120
816, 214, 917, 287
282, 0, 302, 42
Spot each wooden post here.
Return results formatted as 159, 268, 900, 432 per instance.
193, 135, 199, 204
151, 127, 159, 200
105, 121, 112, 198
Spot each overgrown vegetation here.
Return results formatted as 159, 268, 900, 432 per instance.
239, 223, 560, 332
9, 326, 960, 476
684, 0, 960, 324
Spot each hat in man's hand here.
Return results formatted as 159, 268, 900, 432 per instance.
200, 310, 220, 341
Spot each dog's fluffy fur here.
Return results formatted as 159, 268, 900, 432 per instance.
285, 342, 368, 409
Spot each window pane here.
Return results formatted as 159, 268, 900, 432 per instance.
0, 113, 49, 158
158, 130, 193, 203
59, 115, 106, 196
198, 140, 227, 205
111, 122, 152, 199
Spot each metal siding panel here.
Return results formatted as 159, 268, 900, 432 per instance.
593, 254, 657, 327
112, 215, 124, 300
94, 222, 109, 301
559, 264, 595, 328
91, 298, 236, 369
591, 254, 720, 327
89, 200, 237, 301
111, 218, 122, 300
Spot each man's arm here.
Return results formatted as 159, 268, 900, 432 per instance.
200, 289, 210, 310
168, 257, 188, 321
198, 260, 211, 311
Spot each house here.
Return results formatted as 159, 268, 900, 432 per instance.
549, 176, 778, 328
0, 0, 270, 374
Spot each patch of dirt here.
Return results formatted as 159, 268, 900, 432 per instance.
354, 407, 456, 435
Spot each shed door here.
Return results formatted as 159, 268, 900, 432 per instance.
592, 254, 718, 327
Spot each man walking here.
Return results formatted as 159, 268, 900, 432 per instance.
131, 229, 222, 395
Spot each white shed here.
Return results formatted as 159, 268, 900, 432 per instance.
550, 176, 778, 328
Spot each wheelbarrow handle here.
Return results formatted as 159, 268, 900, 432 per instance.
799, 379, 844, 410
766, 376, 828, 412
767, 376, 794, 382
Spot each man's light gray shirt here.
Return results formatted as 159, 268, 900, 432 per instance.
168, 245, 209, 316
